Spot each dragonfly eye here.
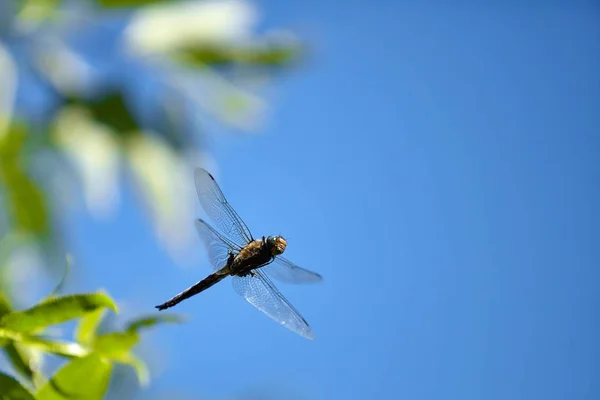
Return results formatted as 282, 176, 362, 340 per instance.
269, 236, 287, 255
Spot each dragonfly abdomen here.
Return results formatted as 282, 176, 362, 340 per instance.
155, 272, 227, 310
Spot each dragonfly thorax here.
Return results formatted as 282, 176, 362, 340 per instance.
266, 235, 287, 256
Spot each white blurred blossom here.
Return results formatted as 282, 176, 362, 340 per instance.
53, 107, 121, 219
34, 37, 96, 96
125, 133, 196, 259
168, 66, 267, 132
125, 0, 258, 55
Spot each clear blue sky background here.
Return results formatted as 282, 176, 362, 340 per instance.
65, 2, 598, 399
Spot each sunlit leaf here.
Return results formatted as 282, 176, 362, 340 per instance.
125, 313, 183, 333
92, 332, 151, 386
92, 332, 139, 359
0, 293, 118, 333
0, 372, 35, 400
75, 309, 106, 345
88, 314, 181, 386
0, 328, 88, 358
36, 354, 111, 400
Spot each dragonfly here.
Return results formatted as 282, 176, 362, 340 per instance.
155, 168, 322, 339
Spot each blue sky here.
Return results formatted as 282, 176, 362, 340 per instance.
66, 2, 599, 399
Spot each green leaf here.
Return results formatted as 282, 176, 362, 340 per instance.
97, 0, 171, 8
91, 332, 151, 386
0, 293, 118, 333
17, 0, 61, 24
174, 42, 302, 68
3, 343, 38, 385
75, 309, 106, 345
92, 332, 139, 359
0, 293, 13, 317
0, 328, 88, 358
65, 92, 139, 138
0, 372, 36, 400
36, 354, 112, 400
120, 353, 150, 387
89, 315, 181, 387
0, 123, 49, 235
0, 295, 39, 384
125, 313, 183, 333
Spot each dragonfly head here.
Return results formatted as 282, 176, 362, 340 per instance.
267, 235, 287, 255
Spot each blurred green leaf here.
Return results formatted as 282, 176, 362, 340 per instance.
3, 343, 38, 386
0, 123, 49, 235
0, 293, 118, 333
97, 0, 172, 8
36, 354, 112, 400
0, 295, 38, 384
0, 293, 11, 317
93, 332, 139, 359
92, 332, 151, 386
125, 314, 183, 333
0, 328, 88, 357
75, 309, 106, 345
0, 372, 36, 400
174, 42, 301, 68
119, 352, 150, 387
76, 313, 180, 387
65, 92, 139, 139
17, 0, 60, 24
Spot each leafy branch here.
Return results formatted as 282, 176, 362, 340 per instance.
0, 291, 181, 399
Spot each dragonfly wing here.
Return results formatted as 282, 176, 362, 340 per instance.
231, 271, 315, 340
195, 168, 253, 247
261, 256, 323, 284
195, 219, 241, 271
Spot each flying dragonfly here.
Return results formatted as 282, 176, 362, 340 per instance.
155, 168, 322, 339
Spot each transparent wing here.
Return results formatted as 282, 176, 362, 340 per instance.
195, 219, 241, 271
232, 271, 314, 339
195, 168, 253, 247
261, 256, 323, 284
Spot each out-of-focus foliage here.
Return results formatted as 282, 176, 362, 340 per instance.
0, 0, 301, 398
2, 0, 300, 262
36, 354, 112, 400
0, 372, 36, 400
0, 290, 179, 398
0, 124, 48, 237
0, 293, 118, 332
